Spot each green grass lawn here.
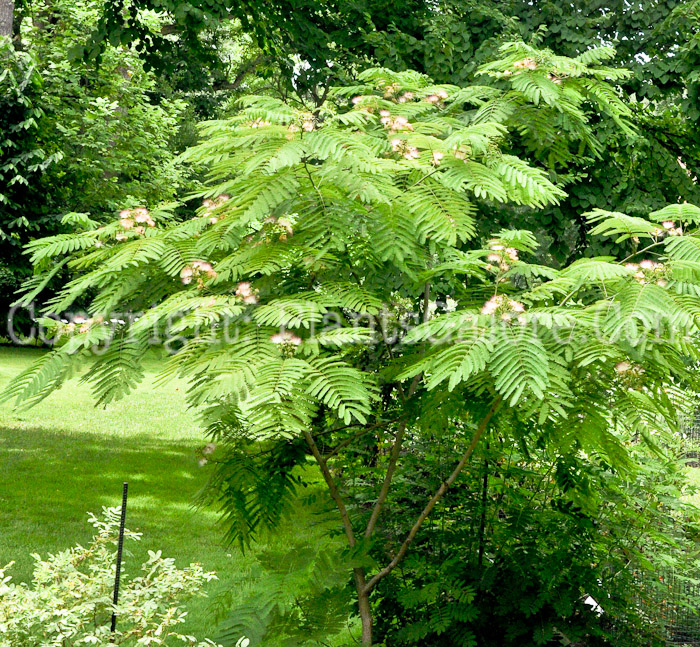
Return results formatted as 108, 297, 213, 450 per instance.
0, 345, 335, 642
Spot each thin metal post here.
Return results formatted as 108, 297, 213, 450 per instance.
110, 482, 129, 638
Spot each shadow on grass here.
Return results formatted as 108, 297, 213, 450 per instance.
0, 421, 337, 641
0, 424, 243, 638
0, 427, 232, 580
0, 424, 208, 530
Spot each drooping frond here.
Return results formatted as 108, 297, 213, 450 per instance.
586, 209, 661, 242
650, 203, 700, 224
81, 334, 147, 407
308, 281, 383, 314
575, 46, 617, 67
304, 357, 375, 424
242, 358, 316, 439
411, 331, 493, 392
254, 298, 328, 329
494, 155, 566, 207
559, 258, 631, 285
400, 181, 476, 244
488, 326, 550, 406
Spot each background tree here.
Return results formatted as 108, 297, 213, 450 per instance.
78, 0, 700, 267
369, 434, 699, 646
80, 0, 429, 95
371, 0, 700, 263
0, 0, 14, 38
0, 0, 218, 339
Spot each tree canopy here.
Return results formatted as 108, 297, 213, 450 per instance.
4, 2, 700, 646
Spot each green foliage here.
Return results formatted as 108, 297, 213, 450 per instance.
7, 50, 700, 645
82, 0, 430, 92
3, 1, 700, 644
69, 0, 700, 267
20, 0, 189, 213
0, 38, 61, 332
4, 50, 625, 410
1, 0, 198, 339
364, 1, 700, 267
371, 437, 699, 646
213, 537, 354, 646
0, 39, 56, 221
0, 507, 223, 647
201, 438, 307, 549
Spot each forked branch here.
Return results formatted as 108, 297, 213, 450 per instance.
365, 283, 431, 537
363, 395, 502, 593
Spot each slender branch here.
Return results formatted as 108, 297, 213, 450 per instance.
364, 283, 431, 538
477, 442, 490, 567
364, 378, 421, 532
214, 54, 267, 92
325, 428, 369, 459
363, 395, 502, 593
311, 82, 331, 110
421, 281, 431, 325
325, 420, 399, 459
364, 419, 407, 538
303, 429, 357, 547
244, 419, 389, 460
305, 425, 374, 643
319, 417, 399, 442
619, 239, 665, 265
405, 168, 440, 191
605, 487, 655, 579
302, 160, 327, 213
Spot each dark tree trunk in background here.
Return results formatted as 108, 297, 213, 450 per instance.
0, 0, 14, 38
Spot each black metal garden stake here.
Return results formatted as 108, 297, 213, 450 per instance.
110, 482, 129, 638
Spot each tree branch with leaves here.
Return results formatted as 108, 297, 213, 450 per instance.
6, 44, 700, 645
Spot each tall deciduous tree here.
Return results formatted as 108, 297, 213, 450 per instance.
0, 0, 14, 38
370, 0, 700, 264
8, 44, 700, 644
80, 0, 428, 93
79, 0, 700, 267
0, 0, 194, 338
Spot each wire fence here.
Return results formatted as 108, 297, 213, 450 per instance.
621, 417, 700, 645
681, 415, 700, 468
632, 569, 700, 645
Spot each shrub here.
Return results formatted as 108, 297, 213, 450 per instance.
0, 507, 223, 647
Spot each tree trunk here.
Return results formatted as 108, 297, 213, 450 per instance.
0, 0, 14, 38
355, 569, 373, 646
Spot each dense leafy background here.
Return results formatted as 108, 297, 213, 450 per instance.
5, 2, 700, 646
